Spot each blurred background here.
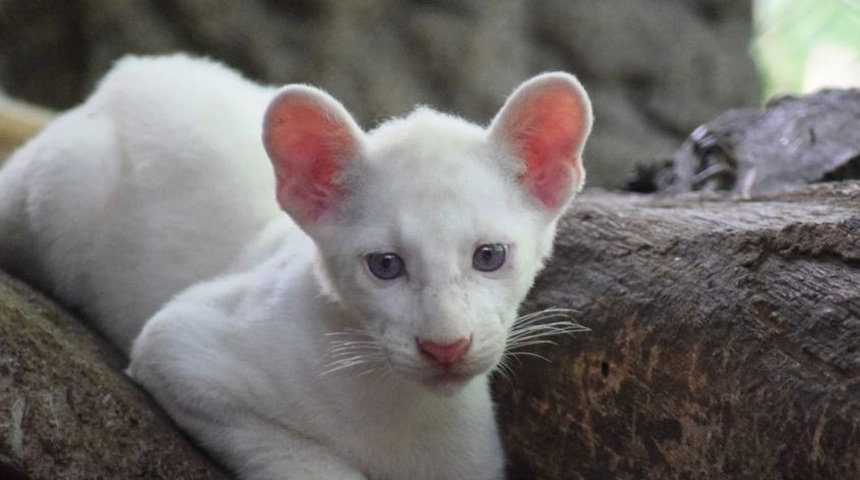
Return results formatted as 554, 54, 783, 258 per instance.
0, 0, 857, 188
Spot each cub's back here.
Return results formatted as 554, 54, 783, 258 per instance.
0, 54, 282, 352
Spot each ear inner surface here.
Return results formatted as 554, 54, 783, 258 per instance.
490, 75, 592, 211
263, 88, 361, 225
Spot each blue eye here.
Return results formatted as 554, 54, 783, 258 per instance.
473, 243, 507, 272
366, 252, 405, 280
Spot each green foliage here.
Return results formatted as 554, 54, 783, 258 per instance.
752, 0, 860, 100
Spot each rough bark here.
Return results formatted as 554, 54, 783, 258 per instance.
0, 272, 231, 480
496, 182, 860, 480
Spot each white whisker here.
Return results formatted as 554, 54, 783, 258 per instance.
491, 357, 517, 386
325, 343, 379, 355
505, 339, 559, 349
356, 367, 380, 378
321, 355, 384, 376
320, 327, 387, 377
504, 350, 553, 363
500, 306, 589, 371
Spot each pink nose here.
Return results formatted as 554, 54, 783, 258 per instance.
418, 337, 471, 365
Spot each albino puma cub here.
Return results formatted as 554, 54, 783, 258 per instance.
0, 54, 592, 479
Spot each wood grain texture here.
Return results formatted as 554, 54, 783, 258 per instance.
496, 183, 860, 480
0, 272, 232, 480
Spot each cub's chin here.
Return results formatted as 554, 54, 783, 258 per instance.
413, 358, 500, 396
419, 371, 478, 395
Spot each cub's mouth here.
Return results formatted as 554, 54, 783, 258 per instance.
411, 359, 494, 394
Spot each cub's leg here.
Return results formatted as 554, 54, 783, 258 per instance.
128, 290, 367, 480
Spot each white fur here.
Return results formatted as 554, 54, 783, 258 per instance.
0, 54, 592, 479
0, 54, 280, 352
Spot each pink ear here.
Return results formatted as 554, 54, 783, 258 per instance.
263, 86, 363, 226
489, 73, 592, 210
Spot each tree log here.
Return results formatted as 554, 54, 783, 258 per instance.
0, 272, 231, 480
496, 182, 860, 480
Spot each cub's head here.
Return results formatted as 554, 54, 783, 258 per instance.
263, 73, 592, 393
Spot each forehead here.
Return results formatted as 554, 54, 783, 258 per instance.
342, 108, 528, 248
368, 113, 515, 210
365, 107, 495, 177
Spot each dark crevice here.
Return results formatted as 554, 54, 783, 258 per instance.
821, 155, 860, 183
0, 463, 30, 480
